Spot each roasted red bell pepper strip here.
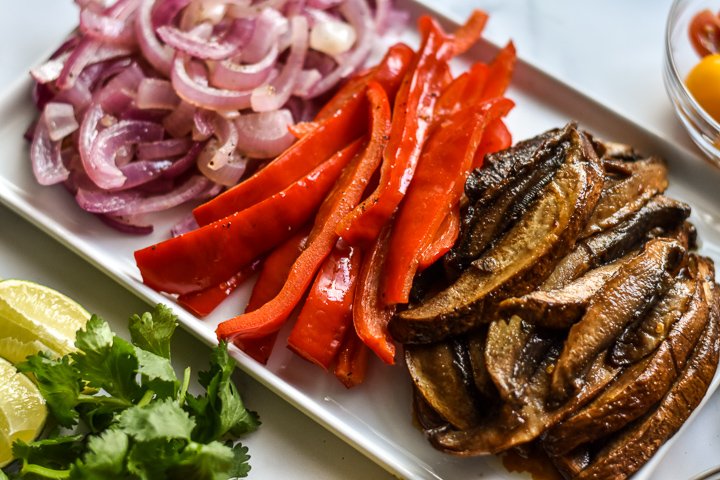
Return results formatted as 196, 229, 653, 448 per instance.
480, 41, 516, 101
433, 62, 489, 123
287, 243, 362, 369
337, 15, 478, 246
135, 140, 360, 295
236, 225, 311, 364
193, 44, 413, 227
177, 260, 260, 317
473, 118, 512, 169
382, 97, 515, 305
216, 83, 392, 341
442, 10, 489, 59
353, 225, 396, 364
334, 330, 370, 388
417, 207, 461, 271
315, 43, 413, 121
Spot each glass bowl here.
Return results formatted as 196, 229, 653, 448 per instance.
664, 0, 720, 166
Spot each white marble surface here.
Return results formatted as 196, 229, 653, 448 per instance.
1, 0, 719, 479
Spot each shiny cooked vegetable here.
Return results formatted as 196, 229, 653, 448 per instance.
28, 0, 393, 233
135, 10, 516, 386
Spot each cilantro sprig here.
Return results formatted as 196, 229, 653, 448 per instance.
4, 304, 259, 479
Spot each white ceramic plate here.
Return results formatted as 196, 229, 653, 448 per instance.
1, 1, 719, 478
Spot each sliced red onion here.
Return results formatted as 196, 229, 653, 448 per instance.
99, 214, 154, 234
235, 109, 295, 158
151, 0, 192, 29
309, 17, 357, 56
207, 114, 238, 169
162, 141, 204, 177
136, 0, 174, 75
251, 15, 308, 112
78, 103, 104, 179
157, 17, 252, 60
113, 174, 212, 215
79, 8, 137, 47
209, 43, 277, 91
117, 159, 174, 189
31, 114, 70, 185
163, 100, 196, 137
171, 54, 252, 111
238, 8, 288, 63
87, 120, 165, 189
292, 68, 321, 97
43, 102, 79, 141
171, 212, 199, 237
197, 144, 247, 186
307, 0, 343, 8
76, 187, 142, 213
193, 108, 215, 140
56, 38, 133, 90
137, 77, 180, 109
303, 0, 374, 98
30, 52, 71, 85
136, 137, 191, 159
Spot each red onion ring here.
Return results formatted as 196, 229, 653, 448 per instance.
171, 53, 253, 111
209, 43, 278, 91
137, 77, 180, 109
31, 113, 70, 186
251, 15, 309, 112
234, 109, 295, 158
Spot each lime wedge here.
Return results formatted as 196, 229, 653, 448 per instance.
0, 357, 47, 467
0, 279, 90, 356
0, 337, 57, 365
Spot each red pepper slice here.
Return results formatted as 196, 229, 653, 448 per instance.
177, 261, 260, 317
236, 225, 311, 364
193, 43, 412, 227
337, 15, 480, 246
382, 97, 515, 305
287, 243, 362, 369
480, 41, 516, 101
135, 140, 360, 295
353, 225, 396, 364
442, 10, 489, 59
472, 118, 512, 169
333, 330, 370, 388
417, 207, 461, 271
216, 82, 392, 341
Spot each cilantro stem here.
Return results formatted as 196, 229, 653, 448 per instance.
77, 394, 132, 409
21, 463, 71, 479
137, 389, 155, 408
178, 366, 191, 405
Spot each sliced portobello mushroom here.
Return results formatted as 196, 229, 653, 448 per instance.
542, 195, 690, 290
390, 126, 604, 344
405, 340, 483, 430
544, 256, 711, 456
550, 237, 687, 400
574, 278, 720, 480
497, 260, 624, 329
580, 156, 668, 239
449, 126, 573, 273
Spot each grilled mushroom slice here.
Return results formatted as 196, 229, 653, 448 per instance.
550, 238, 686, 400
542, 195, 690, 289
390, 126, 604, 344
574, 279, 720, 480
543, 256, 711, 456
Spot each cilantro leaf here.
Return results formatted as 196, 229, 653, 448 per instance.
12, 435, 85, 471
228, 443, 252, 478
134, 347, 179, 400
172, 440, 235, 480
129, 304, 178, 360
116, 398, 195, 442
16, 353, 81, 428
186, 342, 259, 443
125, 437, 185, 480
69, 429, 128, 480
71, 315, 141, 402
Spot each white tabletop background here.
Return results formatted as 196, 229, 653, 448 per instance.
1, 0, 719, 478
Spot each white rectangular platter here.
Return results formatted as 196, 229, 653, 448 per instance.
1, 1, 719, 479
